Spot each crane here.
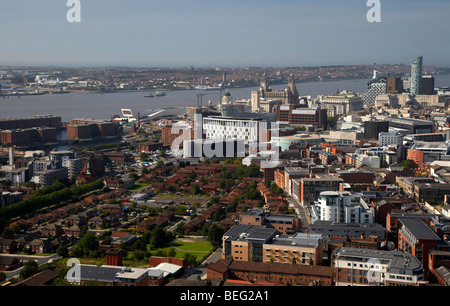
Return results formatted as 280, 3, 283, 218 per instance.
196, 88, 223, 107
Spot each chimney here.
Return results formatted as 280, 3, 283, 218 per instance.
106, 249, 123, 266
9, 147, 14, 166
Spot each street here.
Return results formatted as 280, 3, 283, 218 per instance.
286, 195, 312, 227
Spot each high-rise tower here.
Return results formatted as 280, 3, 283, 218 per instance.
411, 56, 423, 96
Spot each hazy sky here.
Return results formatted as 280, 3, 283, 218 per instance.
1, 0, 449, 67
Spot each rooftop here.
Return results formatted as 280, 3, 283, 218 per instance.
399, 217, 441, 241
335, 247, 422, 272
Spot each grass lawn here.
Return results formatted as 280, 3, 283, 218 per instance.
59, 239, 214, 269
127, 182, 149, 190
152, 238, 214, 262
171, 241, 214, 252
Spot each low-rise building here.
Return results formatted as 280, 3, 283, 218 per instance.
333, 247, 425, 286
207, 259, 334, 286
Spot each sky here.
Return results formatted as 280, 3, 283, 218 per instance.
0, 0, 449, 68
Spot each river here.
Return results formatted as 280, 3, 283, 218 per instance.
1, 74, 450, 123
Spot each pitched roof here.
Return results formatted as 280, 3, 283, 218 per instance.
11, 269, 58, 286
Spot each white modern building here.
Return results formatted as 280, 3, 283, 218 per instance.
355, 154, 380, 169
378, 131, 403, 147
182, 138, 245, 159
202, 116, 262, 143
315, 191, 373, 224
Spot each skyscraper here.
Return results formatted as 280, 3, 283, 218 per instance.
387, 76, 404, 94
420, 75, 435, 95
411, 56, 423, 96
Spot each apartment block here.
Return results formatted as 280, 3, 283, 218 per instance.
314, 191, 373, 224
239, 209, 302, 235
207, 259, 334, 286
292, 175, 343, 205
38, 168, 69, 186
222, 225, 325, 266
333, 247, 425, 286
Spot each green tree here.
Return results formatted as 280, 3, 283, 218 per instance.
140, 152, 149, 162
133, 249, 145, 261
184, 253, 197, 266
57, 246, 69, 258
207, 224, 225, 248
75, 233, 99, 256
149, 226, 169, 249
20, 260, 39, 279
191, 184, 201, 195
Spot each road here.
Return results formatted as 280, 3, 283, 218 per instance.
1, 253, 60, 282
181, 247, 223, 281
286, 195, 312, 227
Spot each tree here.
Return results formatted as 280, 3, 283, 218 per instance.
74, 233, 99, 256
133, 249, 145, 261
140, 152, 149, 162
0, 271, 6, 283
184, 253, 197, 266
20, 260, 39, 279
191, 184, 201, 196
57, 246, 69, 258
207, 224, 225, 248
149, 226, 168, 249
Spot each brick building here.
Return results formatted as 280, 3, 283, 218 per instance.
239, 209, 302, 235
276, 105, 327, 128
207, 259, 334, 286
67, 119, 122, 140
0, 127, 57, 147
0, 115, 61, 130
161, 125, 195, 147
222, 225, 325, 266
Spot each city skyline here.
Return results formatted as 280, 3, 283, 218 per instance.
1, 0, 450, 67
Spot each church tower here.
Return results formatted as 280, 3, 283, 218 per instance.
287, 74, 300, 105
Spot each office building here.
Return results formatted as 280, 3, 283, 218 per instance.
202, 116, 262, 143
387, 118, 433, 134
378, 131, 402, 147
276, 105, 327, 128
364, 76, 387, 104
363, 120, 389, 140
317, 91, 364, 116
411, 56, 423, 96
407, 141, 449, 165
251, 74, 300, 112
421, 75, 435, 95
387, 76, 404, 94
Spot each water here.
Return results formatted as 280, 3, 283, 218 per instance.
1, 75, 450, 123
